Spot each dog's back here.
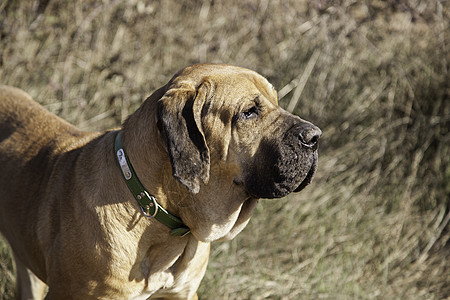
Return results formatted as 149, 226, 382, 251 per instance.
0, 86, 77, 148
0, 87, 113, 298
0, 87, 93, 277
0, 86, 78, 202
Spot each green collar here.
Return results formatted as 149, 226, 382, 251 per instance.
114, 131, 190, 237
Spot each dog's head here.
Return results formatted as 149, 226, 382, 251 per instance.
158, 63, 321, 199
150, 63, 322, 241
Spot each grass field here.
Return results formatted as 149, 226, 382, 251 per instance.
0, 0, 449, 299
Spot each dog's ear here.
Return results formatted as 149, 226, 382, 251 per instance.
158, 81, 212, 194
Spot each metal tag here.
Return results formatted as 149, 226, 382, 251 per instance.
117, 148, 132, 180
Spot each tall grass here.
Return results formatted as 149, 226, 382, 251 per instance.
1, 0, 448, 299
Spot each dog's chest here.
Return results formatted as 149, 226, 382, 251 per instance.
129, 241, 209, 299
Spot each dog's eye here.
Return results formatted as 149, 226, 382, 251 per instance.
241, 106, 258, 119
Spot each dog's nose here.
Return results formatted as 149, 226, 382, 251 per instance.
298, 124, 322, 148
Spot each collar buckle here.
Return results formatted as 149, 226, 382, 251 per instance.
114, 131, 190, 237
140, 194, 159, 218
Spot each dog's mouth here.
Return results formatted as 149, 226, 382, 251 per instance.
293, 154, 318, 193
242, 149, 318, 199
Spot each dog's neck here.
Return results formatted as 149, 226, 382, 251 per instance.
120, 91, 181, 216
119, 90, 258, 242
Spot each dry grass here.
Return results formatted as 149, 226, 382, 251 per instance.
1, 0, 449, 299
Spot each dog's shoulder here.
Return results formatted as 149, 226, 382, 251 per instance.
0, 85, 32, 98
0, 86, 87, 156
0, 85, 47, 122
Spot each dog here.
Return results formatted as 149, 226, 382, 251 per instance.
0, 63, 321, 299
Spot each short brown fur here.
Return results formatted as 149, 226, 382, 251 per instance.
0, 64, 320, 299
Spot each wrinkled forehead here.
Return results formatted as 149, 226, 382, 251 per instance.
215, 74, 278, 107
172, 64, 278, 105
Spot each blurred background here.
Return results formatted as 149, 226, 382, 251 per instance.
0, 0, 448, 299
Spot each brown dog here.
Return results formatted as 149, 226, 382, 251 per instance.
0, 64, 321, 299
